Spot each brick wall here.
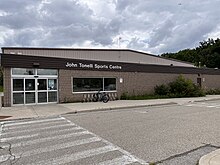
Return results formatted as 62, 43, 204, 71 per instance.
203, 75, 220, 90
58, 69, 201, 103
3, 68, 220, 106
3, 68, 11, 107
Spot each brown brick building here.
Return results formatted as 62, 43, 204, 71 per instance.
1, 47, 220, 107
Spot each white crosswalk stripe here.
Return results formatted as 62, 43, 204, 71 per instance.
0, 116, 147, 165
1, 126, 83, 139
30, 145, 118, 165
1, 123, 75, 135
2, 117, 64, 126
6, 130, 91, 148
4, 119, 68, 130
16, 137, 102, 158
1, 134, 39, 142
98, 155, 137, 165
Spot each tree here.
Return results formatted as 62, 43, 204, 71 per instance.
161, 38, 220, 68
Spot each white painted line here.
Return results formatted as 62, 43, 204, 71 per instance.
62, 117, 148, 165
5, 120, 68, 130
31, 145, 118, 165
0, 124, 3, 133
2, 125, 82, 138
99, 138, 147, 165
10, 131, 91, 148
3, 117, 64, 126
1, 134, 39, 142
98, 155, 137, 165
207, 106, 215, 108
14, 137, 102, 158
0, 124, 3, 139
1, 125, 83, 141
1, 123, 75, 135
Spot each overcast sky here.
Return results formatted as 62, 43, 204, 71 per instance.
0, 0, 220, 54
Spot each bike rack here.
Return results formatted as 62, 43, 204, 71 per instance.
83, 92, 118, 102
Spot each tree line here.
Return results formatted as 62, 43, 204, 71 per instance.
161, 38, 220, 68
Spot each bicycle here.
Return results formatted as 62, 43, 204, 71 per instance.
92, 90, 110, 103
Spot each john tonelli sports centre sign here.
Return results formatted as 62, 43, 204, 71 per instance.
66, 62, 122, 70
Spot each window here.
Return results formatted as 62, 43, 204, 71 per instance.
48, 79, 57, 90
104, 78, 116, 91
73, 78, 116, 92
13, 79, 24, 91
13, 93, 24, 104
73, 78, 103, 92
37, 69, 57, 75
13, 79, 24, 104
12, 68, 58, 76
12, 68, 34, 75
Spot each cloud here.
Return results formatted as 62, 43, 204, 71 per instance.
0, 0, 220, 54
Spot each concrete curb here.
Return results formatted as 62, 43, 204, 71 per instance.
199, 149, 220, 165
0, 102, 177, 122
194, 97, 220, 103
64, 102, 177, 115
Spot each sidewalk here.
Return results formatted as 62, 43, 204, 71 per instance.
1, 95, 220, 121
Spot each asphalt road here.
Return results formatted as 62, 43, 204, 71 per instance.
64, 100, 220, 164
1, 100, 220, 165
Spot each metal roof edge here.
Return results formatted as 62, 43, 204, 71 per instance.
1, 47, 194, 66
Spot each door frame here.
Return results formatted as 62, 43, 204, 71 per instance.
11, 76, 58, 106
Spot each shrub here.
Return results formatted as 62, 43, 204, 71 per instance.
154, 84, 170, 95
120, 92, 129, 100
168, 75, 205, 97
120, 75, 205, 100
169, 75, 192, 96
0, 86, 3, 92
206, 88, 220, 95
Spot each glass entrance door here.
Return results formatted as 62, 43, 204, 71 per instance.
25, 79, 36, 104
12, 68, 58, 106
48, 79, 58, 102
37, 79, 48, 103
37, 78, 58, 104
12, 78, 58, 105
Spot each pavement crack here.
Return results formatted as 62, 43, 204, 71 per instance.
0, 124, 18, 165
8, 142, 16, 165
7, 142, 18, 165
155, 144, 216, 164
201, 143, 220, 149
0, 142, 16, 165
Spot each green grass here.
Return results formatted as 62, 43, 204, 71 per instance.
120, 92, 205, 100
120, 94, 170, 100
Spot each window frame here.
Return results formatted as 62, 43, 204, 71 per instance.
11, 68, 58, 77
72, 77, 117, 94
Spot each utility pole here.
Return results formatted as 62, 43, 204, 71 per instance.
118, 36, 122, 48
